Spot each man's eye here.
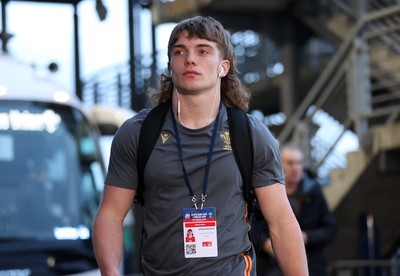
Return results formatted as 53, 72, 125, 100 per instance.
173, 50, 183, 56
200, 49, 208, 55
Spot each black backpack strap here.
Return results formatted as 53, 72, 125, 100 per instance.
135, 101, 170, 205
227, 107, 253, 203
228, 108, 266, 253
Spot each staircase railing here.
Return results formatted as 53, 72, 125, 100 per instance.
278, 4, 400, 182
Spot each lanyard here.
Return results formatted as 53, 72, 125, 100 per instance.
170, 101, 222, 210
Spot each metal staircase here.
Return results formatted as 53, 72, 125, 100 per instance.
278, 2, 400, 204
278, 1, 400, 267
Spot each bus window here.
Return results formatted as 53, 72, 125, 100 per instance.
0, 100, 104, 242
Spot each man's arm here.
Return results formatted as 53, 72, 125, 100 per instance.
254, 183, 308, 276
93, 185, 136, 276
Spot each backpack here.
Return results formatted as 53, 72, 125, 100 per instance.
135, 101, 264, 253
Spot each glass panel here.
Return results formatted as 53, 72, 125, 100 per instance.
0, 100, 104, 241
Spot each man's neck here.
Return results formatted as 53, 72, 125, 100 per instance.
173, 91, 221, 129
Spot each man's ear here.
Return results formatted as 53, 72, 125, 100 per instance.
220, 60, 230, 77
168, 62, 172, 75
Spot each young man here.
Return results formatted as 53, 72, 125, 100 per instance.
93, 16, 308, 275
257, 144, 336, 276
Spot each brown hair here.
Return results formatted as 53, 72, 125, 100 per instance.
148, 16, 250, 111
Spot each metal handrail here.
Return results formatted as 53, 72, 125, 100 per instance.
278, 4, 400, 145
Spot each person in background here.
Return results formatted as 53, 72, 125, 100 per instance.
257, 143, 337, 276
93, 16, 308, 275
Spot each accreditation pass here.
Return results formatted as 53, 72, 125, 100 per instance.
182, 207, 218, 258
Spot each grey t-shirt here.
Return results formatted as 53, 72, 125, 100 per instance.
106, 104, 284, 275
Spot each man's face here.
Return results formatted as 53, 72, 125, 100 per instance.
281, 148, 304, 186
168, 31, 228, 95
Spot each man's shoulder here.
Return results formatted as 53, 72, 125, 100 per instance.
119, 108, 152, 128
244, 113, 280, 146
134, 108, 153, 121
225, 108, 270, 134
112, 108, 153, 141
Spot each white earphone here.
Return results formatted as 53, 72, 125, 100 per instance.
219, 66, 224, 77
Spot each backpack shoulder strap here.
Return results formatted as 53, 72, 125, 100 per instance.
135, 101, 170, 205
227, 107, 253, 203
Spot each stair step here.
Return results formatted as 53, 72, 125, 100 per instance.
324, 123, 400, 210
371, 122, 400, 153
323, 150, 370, 210
326, 13, 353, 39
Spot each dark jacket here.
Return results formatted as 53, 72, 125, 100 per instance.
257, 170, 337, 276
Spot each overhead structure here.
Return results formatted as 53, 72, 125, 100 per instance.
0, 0, 111, 101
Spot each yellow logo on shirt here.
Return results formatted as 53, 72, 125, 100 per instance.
220, 131, 232, 150
161, 132, 170, 144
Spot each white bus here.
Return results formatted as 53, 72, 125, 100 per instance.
0, 53, 106, 275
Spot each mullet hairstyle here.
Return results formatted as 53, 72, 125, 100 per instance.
148, 16, 251, 111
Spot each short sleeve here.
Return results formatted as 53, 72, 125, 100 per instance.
248, 115, 285, 188
104, 109, 150, 190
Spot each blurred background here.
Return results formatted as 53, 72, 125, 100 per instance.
1, 0, 400, 275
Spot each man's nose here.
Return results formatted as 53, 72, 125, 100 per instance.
185, 51, 196, 65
